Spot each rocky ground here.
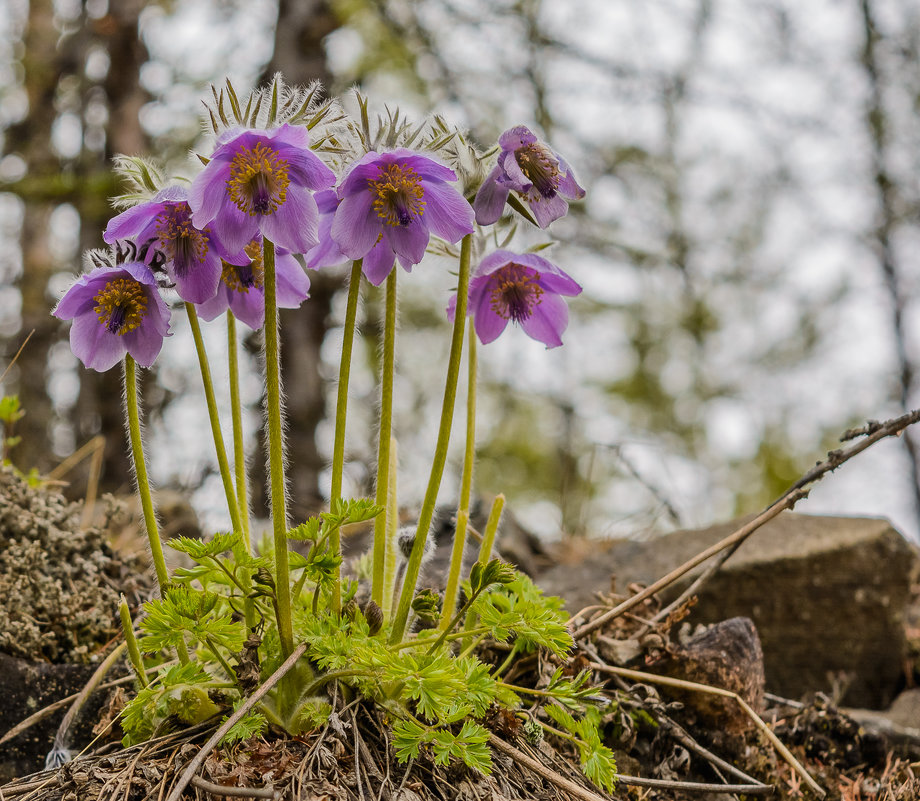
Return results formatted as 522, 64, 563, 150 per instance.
1, 468, 919, 799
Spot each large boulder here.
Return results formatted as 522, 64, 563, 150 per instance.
538, 513, 917, 708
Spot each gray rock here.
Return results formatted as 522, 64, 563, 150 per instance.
538, 512, 917, 708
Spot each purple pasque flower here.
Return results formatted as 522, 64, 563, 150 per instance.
53, 258, 171, 372
103, 186, 225, 304
448, 249, 581, 348
474, 125, 585, 228
189, 123, 336, 257
196, 238, 310, 330
331, 148, 474, 285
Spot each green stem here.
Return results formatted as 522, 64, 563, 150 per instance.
123, 356, 189, 665
205, 636, 238, 680
438, 328, 477, 630
119, 596, 148, 688
123, 356, 169, 595
477, 493, 505, 563
390, 234, 473, 644
301, 668, 374, 698
372, 270, 398, 606
493, 643, 520, 677
227, 311, 252, 551
382, 437, 399, 621
329, 259, 363, 614
185, 303, 242, 537
263, 237, 293, 657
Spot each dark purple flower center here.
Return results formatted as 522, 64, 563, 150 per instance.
156, 205, 208, 276
93, 278, 148, 335
228, 142, 290, 216
488, 263, 544, 322
221, 241, 265, 294
370, 164, 426, 227
514, 143, 560, 199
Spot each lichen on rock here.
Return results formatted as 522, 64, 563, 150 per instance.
0, 465, 145, 663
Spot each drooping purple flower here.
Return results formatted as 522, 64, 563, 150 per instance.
448, 249, 581, 348
331, 148, 474, 285
474, 126, 585, 228
189, 123, 336, 257
103, 186, 229, 304
52, 258, 171, 371
196, 238, 310, 330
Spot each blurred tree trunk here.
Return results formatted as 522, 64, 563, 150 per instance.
251, 0, 342, 520
72, 2, 152, 497
5, 0, 72, 478
859, 0, 920, 529
4, 1, 150, 496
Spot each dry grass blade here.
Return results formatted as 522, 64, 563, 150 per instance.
0, 330, 34, 386
589, 662, 824, 798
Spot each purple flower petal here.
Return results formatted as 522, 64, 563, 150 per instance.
260, 183, 319, 253
361, 239, 397, 285
499, 125, 538, 151
189, 159, 233, 228
422, 181, 474, 243
173, 246, 222, 304
229, 287, 266, 330
275, 251, 310, 307
53, 273, 99, 320
195, 286, 230, 322
124, 323, 166, 367
520, 291, 568, 348
72, 313, 126, 372
104, 200, 165, 244
332, 191, 380, 259
556, 158, 586, 200
472, 289, 509, 345
383, 219, 429, 267
211, 203, 260, 256
473, 167, 511, 225
393, 151, 458, 183
528, 192, 569, 228
282, 144, 337, 191
338, 151, 389, 196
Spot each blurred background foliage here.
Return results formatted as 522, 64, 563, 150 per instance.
2, 0, 920, 542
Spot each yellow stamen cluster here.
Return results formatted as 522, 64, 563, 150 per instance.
228, 142, 291, 216
515, 143, 560, 199
93, 278, 148, 335
370, 164, 425, 226
156, 207, 208, 272
489, 264, 544, 322
220, 241, 264, 294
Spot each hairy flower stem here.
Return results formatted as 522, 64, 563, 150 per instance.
119, 596, 148, 688
382, 438, 399, 621
227, 312, 257, 631
263, 237, 294, 657
123, 356, 189, 665
185, 303, 243, 538
463, 494, 505, 641
438, 327, 477, 631
372, 270, 398, 606
329, 259, 364, 614
123, 356, 169, 594
227, 312, 252, 550
390, 234, 472, 643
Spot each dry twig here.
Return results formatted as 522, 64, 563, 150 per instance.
574, 408, 920, 639
589, 661, 823, 797
164, 642, 308, 801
